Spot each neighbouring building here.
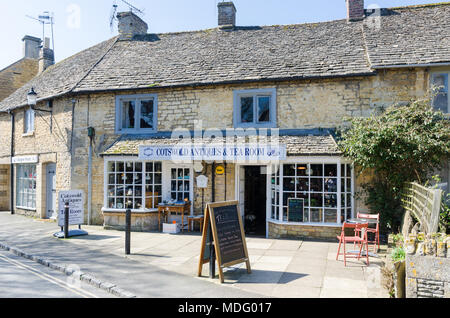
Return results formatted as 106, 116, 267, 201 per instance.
0, 35, 44, 210
0, 1, 448, 240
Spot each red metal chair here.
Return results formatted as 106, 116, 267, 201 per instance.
357, 212, 380, 252
336, 222, 370, 266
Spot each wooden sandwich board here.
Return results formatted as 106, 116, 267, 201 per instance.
198, 201, 251, 283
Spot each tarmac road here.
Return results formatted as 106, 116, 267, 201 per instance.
0, 249, 114, 298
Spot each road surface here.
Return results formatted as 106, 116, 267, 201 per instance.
0, 249, 114, 298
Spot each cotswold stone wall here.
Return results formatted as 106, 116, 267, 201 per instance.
10, 98, 73, 218
68, 68, 429, 226
406, 254, 450, 298
269, 221, 341, 240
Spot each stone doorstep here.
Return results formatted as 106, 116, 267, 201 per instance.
0, 241, 136, 298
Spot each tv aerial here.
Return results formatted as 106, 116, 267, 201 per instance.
26, 11, 55, 52
109, 0, 145, 32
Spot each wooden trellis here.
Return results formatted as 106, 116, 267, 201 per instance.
401, 182, 443, 234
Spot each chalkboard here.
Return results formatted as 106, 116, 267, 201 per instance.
198, 201, 251, 283
211, 204, 246, 265
288, 198, 304, 222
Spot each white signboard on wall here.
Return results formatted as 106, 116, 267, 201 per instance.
139, 144, 287, 163
58, 190, 84, 226
12, 155, 38, 164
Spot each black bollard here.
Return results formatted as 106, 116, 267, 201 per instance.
125, 203, 131, 255
209, 223, 216, 278
64, 201, 69, 239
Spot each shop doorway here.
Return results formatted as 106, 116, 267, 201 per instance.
243, 166, 267, 237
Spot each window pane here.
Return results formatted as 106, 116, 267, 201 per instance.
283, 164, 295, 176
324, 209, 337, 223
240, 97, 253, 123
325, 178, 337, 192
122, 101, 136, 129
311, 164, 323, 177
140, 100, 154, 129
432, 74, 448, 113
257, 96, 270, 122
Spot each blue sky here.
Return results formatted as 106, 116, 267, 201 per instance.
0, 0, 442, 69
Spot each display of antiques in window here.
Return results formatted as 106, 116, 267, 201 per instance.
273, 163, 353, 224
107, 161, 162, 210
170, 167, 191, 202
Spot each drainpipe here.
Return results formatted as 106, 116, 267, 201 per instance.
87, 126, 95, 226
8, 110, 15, 215
211, 163, 215, 203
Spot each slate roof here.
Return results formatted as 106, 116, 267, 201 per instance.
0, 3, 449, 111
102, 131, 341, 157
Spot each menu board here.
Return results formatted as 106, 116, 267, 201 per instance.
198, 201, 251, 283
288, 198, 304, 222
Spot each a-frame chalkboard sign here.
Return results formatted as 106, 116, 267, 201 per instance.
198, 201, 251, 283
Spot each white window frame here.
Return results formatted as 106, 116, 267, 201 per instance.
430, 72, 449, 114
103, 157, 162, 212
16, 164, 37, 210
24, 108, 35, 134
266, 157, 355, 227
115, 94, 158, 134
233, 88, 277, 128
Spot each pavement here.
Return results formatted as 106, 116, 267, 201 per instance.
0, 212, 389, 298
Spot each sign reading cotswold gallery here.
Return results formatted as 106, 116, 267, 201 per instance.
139, 144, 287, 163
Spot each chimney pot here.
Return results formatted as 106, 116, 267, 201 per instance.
117, 11, 148, 40
346, 0, 365, 21
22, 35, 41, 59
218, 1, 237, 29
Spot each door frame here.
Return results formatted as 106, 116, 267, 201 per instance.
235, 164, 271, 238
162, 162, 194, 216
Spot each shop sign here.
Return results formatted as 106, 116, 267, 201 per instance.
215, 165, 225, 175
58, 190, 84, 226
196, 175, 208, 188
139, 144, 286, 162
12, 155, 38, 164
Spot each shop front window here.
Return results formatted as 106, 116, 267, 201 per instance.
274, 163, 352, 224
170, 167, 191, 202
106, 160, 162, 210
16, 164, 37, 209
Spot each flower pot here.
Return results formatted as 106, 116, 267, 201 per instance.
405, 239, 416, 255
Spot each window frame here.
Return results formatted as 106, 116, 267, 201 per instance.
233, 88, 277, 128
104, 158, 162, 211
268, 158, 354, 226
115, 94, 158, 134
16, 164, 37, 210
430, 71, 450, 114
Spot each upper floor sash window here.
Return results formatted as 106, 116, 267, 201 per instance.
116, 94, 158, 134
233, 88, 277, 128
431, 72, 449, 113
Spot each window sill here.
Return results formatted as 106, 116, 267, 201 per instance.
16, 206, 37, 211
101, 208, 158, 214
22, 132, 35, 138
268, 219, 341, 227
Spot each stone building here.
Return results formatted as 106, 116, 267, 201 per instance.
0, 1, 448, 239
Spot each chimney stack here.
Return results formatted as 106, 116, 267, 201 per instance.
22, 35, 41, 59
117, 11, 148, 40
39, 37, 54, 74
218, 1, 237, 29
346, 0, 365, 21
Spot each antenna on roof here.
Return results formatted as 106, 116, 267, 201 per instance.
109, 0, 145, 32
26, 11, 55, 54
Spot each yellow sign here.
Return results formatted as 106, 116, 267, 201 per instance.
215, 165, 225, 175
